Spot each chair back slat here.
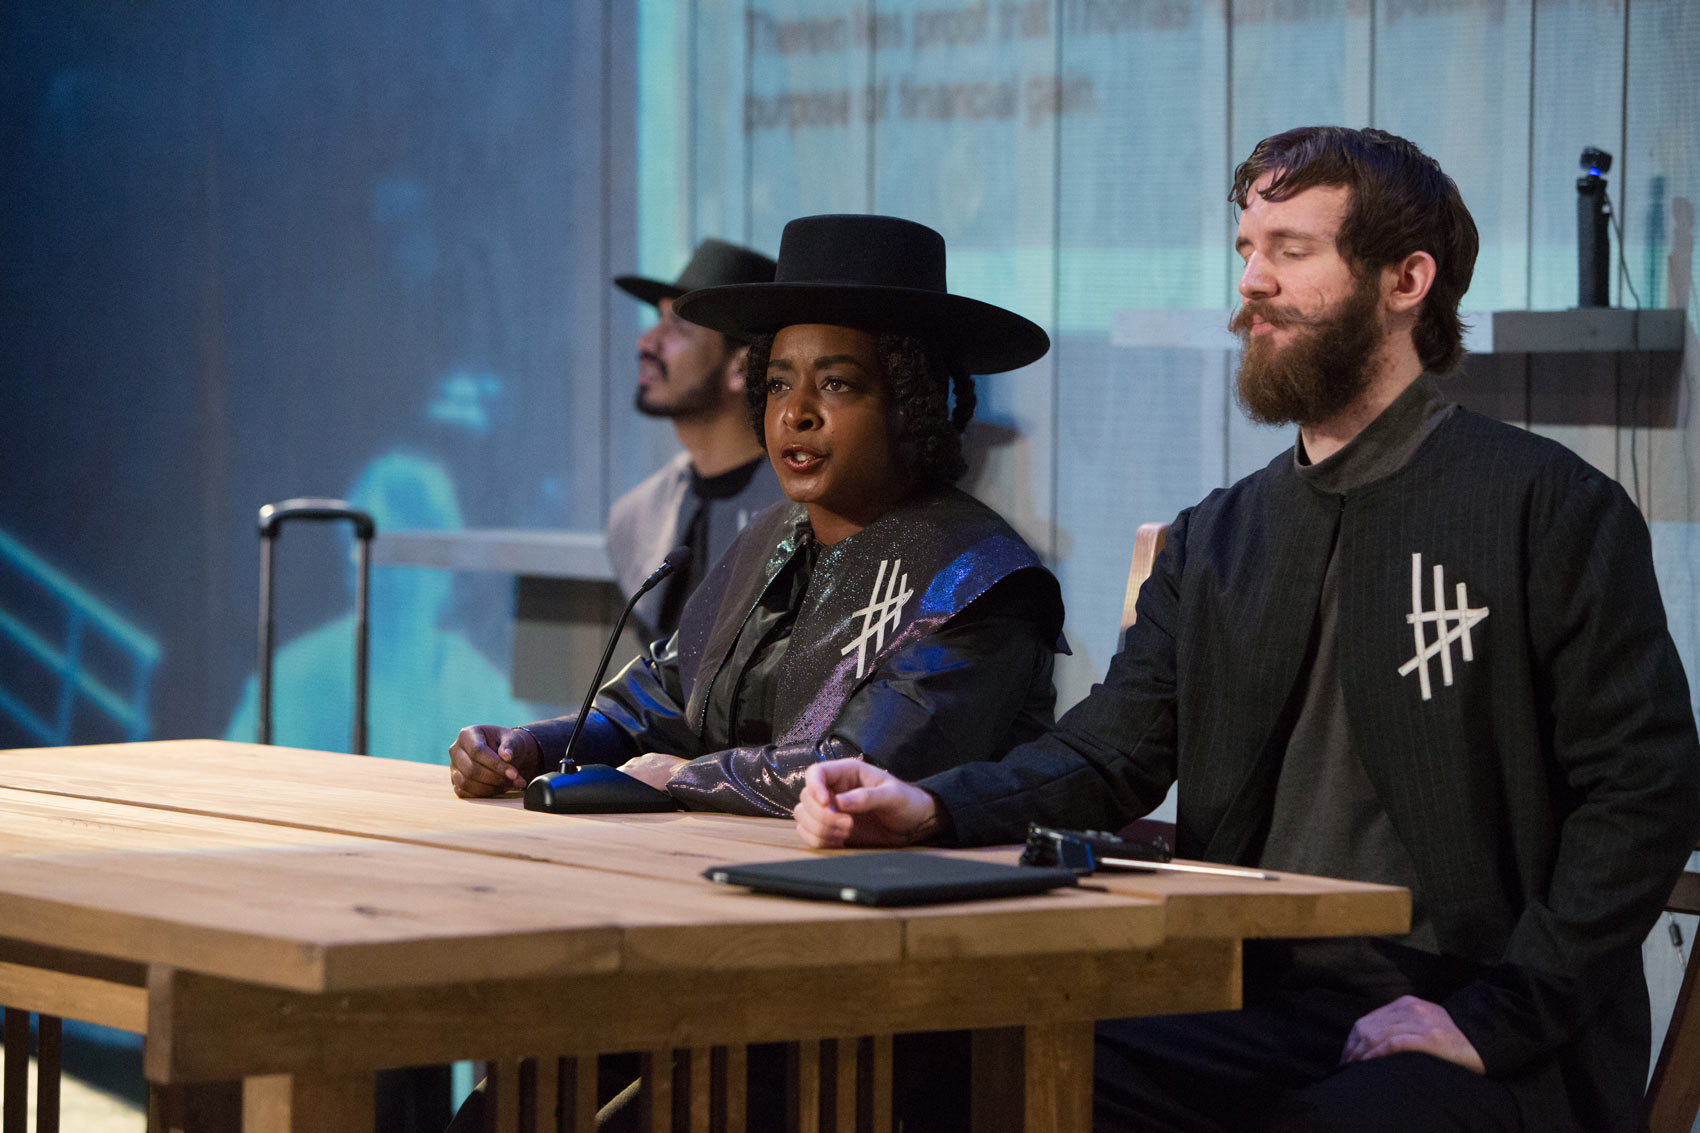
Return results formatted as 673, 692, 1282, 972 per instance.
1120, 523, 1171, 637
1667, 872, 1700, 917
1647, 845, 1700, 1133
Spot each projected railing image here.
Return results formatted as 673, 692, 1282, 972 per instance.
0, 528, 160, 746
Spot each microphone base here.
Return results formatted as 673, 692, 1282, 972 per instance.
523, 763, 680, 814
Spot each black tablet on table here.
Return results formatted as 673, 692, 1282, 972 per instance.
704, 851, 1079, 907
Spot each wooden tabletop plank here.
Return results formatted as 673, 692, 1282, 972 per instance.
1096, 870, 1410, 940
0, 740, 524, 836
0, 777, 797, 884
0, 741, 989, 861
0, 741, 856, 866
0, 787, 354, 855
0, 846, 624, 992
0, 740, 797, 846
939, 846, 1410, 940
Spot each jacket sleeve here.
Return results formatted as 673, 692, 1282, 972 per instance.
520, 633, 705, 769
665, 573, 1062, 818
1442, 462, 1700, 1075
915, 511, 1193, 846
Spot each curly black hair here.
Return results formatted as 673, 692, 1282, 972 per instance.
744, 330, 976, 486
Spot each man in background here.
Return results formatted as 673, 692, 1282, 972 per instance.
607, 238, 782, 641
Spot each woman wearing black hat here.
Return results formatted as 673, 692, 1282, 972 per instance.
450, 214, 1064, 821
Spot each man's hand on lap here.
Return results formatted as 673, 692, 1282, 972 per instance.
1340, 995, 1485, 1074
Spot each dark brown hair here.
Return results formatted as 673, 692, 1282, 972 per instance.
744, 331, 976, 486
1230, 126, 1480, 374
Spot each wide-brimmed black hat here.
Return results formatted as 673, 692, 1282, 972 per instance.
613, 238, 777, 307
672, 214, 1049, 374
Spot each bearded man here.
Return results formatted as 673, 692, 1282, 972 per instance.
606, 239, 785, 641
794, 127, 1700, 1132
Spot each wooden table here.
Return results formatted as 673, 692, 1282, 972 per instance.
0, 741, 1408, 1132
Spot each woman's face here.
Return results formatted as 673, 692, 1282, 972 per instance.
763, 323, 910, 545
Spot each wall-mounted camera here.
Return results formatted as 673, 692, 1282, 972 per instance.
1580, 147, 1612, 178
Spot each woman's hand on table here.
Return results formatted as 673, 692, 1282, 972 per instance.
449, 725, 542, 797
619, 752, 690, 790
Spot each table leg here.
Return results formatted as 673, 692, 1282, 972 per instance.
147, 1081, 242, 1132
970, 1027, 1025, 1133
1023, 1020, 1093, 1133
969, 1020, 1094, 1133
242, 1071, 373, 1132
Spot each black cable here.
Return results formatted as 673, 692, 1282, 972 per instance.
1604, 187, 1644, 309
1603, 186, 1646, 509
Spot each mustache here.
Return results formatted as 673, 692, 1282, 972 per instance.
638, 350, 666, 377
1228, 301, 1310, 336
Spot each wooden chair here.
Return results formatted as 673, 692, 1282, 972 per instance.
1, 1008, 60, 1133
1119, 522, 1170, 638
477, 1037, 895, 1132
1116, 523, 1175, 851
2, 940, 152, 1133
1647, 843, 1700, 1133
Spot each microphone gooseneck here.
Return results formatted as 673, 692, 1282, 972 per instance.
553, 544, 693, 774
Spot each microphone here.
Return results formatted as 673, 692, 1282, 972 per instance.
523, 545, 693, 813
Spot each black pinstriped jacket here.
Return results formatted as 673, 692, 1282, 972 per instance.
927, 408, 1700, 1130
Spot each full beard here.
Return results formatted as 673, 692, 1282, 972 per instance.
1230, 273, 1384, 428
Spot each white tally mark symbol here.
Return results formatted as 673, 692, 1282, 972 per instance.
841, 558, 913, 679
1397, 552, 1489, 701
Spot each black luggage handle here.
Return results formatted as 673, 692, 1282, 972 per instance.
256, 498, 376, 754
259, 498, 376, 541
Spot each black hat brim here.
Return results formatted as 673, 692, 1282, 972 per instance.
612, 275, 684, 307
672, 283, 1049, 374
